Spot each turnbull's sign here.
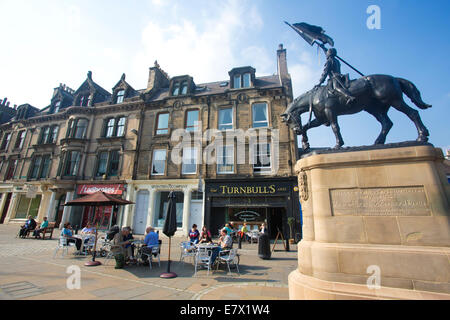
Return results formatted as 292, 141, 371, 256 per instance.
218, 185, 277, 195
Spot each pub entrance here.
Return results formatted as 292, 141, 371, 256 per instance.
205, 178, 301, 242
210, 206, 286, 240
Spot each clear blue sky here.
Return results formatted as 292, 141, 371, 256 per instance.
0, 0, 448, 150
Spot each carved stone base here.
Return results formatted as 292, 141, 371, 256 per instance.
290, 145, 450, 300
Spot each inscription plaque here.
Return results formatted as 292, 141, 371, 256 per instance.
330, 187, 430, 216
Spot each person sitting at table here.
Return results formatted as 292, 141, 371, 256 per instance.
123, 226, 136, 262
111, 227, 133, 268
32, 216, 49, 239
210, 228, 233, 264
141, 226, 159, 265
19, 215, 37, 238
80, 222, 96, 241
61, 223, 82, 253
189, 224, 200, 244
199, 226, 212, 244
223, 224, 233, 236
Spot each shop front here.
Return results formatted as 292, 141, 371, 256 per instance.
75, 184, 125, 229
205, 178, 300, 240
125, 179, 202, 236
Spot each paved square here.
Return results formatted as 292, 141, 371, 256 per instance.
0, 224, 296, 300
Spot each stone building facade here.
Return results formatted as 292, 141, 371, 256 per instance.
0, 44, 300, 239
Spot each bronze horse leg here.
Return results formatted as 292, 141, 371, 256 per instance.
365, 104, 393, 145
390, 99, 430, 142
301, 118, 326, 150
323, 107, 344, 148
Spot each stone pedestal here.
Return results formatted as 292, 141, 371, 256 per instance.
289, 144, 450, 300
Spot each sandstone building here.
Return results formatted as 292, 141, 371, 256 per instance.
0, 45, 300, 239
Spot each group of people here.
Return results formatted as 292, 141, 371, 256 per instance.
18, 215, 50, 238
60, 222, 97, 254
188, 224, 212, 244
186, 223, 235, 265
109, 225, 160, 269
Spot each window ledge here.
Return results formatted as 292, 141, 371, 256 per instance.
60, 138, 88, 144
32, 143, 56, 149
96, 136, 125, 142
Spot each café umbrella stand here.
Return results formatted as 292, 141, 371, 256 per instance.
63, 191, 134, 266
160, 191, 178, 278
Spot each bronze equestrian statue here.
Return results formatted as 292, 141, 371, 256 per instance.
282, 22, 431, 150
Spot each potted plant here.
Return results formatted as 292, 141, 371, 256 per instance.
287, 217, 295, 244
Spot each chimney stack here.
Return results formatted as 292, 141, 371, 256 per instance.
277, 43, 289, 79
146, 61, 170, 93
277, 44, 292, 100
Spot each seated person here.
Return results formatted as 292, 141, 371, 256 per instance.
223, 224, 233, 237
189, 224, 200, 244
33, 217, 49, 239
141, 226, 159, 264
210, 228, 233, 264
199, 226, 212, 244
122, 226, 136, 261
60, 223, 82, 252
19, 215, 37, 238
80, 222, 96, 244
111, 227, 133, 268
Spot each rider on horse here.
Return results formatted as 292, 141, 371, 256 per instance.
315, 48, 356, 105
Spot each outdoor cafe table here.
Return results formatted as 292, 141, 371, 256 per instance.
73, 234, 95, 254
130, 239, 145, 263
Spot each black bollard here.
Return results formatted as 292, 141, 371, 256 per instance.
238, 233, 242, 249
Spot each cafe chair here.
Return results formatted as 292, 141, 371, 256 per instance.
217, 248, 240, 275
180, 241, 196, 265
53, 237, 76, 258
194, 247, 213, 276
141, 246, 161, 270
81, 236, 96, 256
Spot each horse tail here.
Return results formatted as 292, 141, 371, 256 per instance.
397, 78, 432, 110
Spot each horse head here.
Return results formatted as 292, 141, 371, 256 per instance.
281, 91, 312, 134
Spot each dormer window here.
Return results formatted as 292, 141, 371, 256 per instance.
172, 82, 180, 96
79, 95, 90, 106
54, 101, 61, 113
180, 81, 188, 95
171, 77, 193, 96
116, 90, 125, 104
229, 67, 255, 89
233, 73, 251, 89
243, 73, 251, 87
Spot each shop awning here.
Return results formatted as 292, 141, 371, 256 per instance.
63, 191, 134, 207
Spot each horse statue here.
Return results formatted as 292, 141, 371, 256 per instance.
281, 74, 431, 150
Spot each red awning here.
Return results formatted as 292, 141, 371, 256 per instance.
64, 191, 134, 207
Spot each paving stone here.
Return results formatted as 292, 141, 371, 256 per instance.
0, 224, 298, 300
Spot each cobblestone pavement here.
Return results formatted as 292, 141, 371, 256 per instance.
0, 224, 297, 300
